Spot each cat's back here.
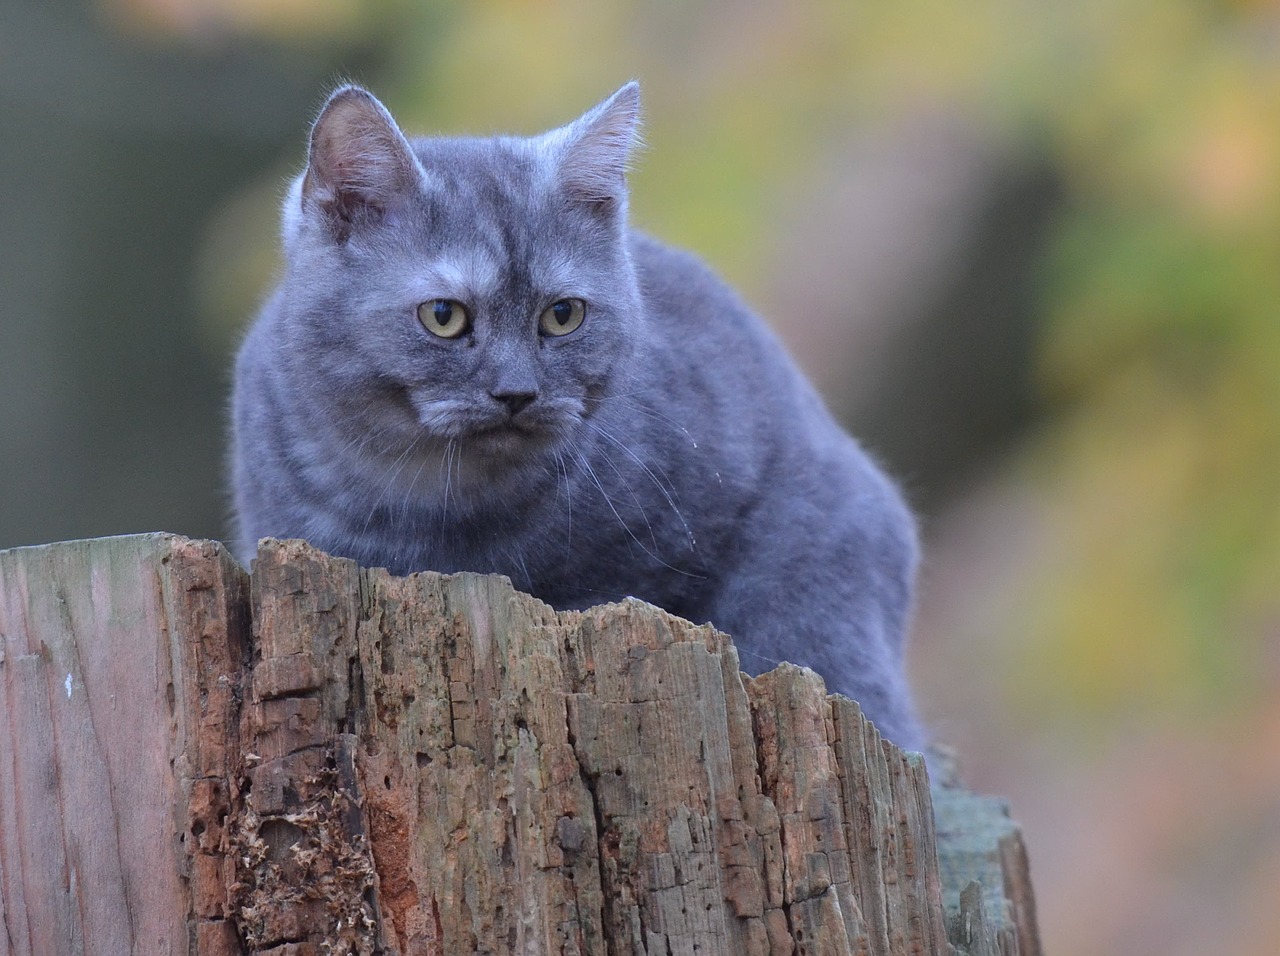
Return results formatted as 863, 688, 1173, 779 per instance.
628, 231, 759, 340
625, 230, 830, 430
620, 227, 910, 539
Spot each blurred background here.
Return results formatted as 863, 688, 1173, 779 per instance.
2, 0, 1278, 952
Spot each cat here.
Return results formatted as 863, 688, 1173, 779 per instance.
231, 82, 925, 750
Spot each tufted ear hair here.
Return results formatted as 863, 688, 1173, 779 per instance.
299, 85, 422, 240
552, 82, 642, 210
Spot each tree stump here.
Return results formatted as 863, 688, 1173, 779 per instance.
0, 534, 1040, 955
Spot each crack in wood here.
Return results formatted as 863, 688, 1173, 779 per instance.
0, 534, 1041, 955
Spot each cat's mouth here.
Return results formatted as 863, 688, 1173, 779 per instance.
407, 392, 574, 454
420, 407, 548, 450
463, 414, 555, 446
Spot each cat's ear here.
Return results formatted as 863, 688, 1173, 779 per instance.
553, 82, 642, 210
299, 85, 421, 240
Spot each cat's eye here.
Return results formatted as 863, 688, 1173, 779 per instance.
418, 299, 470, 339
539, 298, 586, 337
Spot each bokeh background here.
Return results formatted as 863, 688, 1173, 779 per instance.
3, 1, 1279, 952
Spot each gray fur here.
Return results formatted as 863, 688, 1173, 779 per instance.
232, 83, 924, 750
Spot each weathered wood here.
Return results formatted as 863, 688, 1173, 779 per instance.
0, 535, 249, 955
931, 752, 1043, 956
0, 534, 1038, 955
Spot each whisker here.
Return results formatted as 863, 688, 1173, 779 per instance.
583, 419, 696, 553
514, 549, 533, 592
735, 647, 786, 670
571, 450, 702, 579
329, 423, 395, 465
581, 435, 657, 549
442, 438, 457, 518
554, 449, 574, 550
361, 435, 423, 538
322, 421, 423, 502
593, 393, 698, 447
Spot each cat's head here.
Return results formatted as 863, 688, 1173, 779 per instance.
271, 82, 644, 486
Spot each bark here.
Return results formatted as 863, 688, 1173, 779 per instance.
0, 534, 1040, 955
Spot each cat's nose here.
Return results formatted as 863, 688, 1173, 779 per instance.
491, 389, 537, 416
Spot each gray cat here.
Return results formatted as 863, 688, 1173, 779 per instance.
231, 82, 924, 750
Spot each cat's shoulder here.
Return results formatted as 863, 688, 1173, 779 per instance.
628, 229, 712, 282
627, 229, 752, 321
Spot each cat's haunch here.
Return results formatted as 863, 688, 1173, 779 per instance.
231, 82, 925, 750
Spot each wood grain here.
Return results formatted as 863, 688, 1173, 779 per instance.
0, 535, 248, 955
0, 535, 1039, 955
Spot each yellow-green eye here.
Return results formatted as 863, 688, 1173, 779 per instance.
418, 299, 470, 338
539, 298, 586, 337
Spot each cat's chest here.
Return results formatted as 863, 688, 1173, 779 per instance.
340, 482, 708, 615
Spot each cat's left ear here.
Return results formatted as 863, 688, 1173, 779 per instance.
552, 82, 642, 211
299, 85, 422, 241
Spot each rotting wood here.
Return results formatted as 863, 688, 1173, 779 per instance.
0, 534, 1040, 955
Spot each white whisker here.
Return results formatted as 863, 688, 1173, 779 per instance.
554, 449, 574, 550
361, 435, 423, 538
570, 450, 701, 579
442, 438, 457, 518
583, 419, 696, 552
594, 393, 698, 446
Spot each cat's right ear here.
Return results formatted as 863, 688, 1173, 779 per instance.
552, 82, 642, 213
296, 85, 422, 242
